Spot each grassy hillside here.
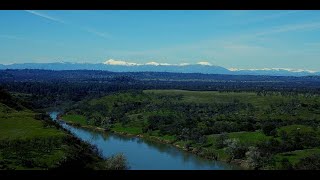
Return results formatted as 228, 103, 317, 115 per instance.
63, 89, 320, 169
0, 88, 128, 170
145, 90, 320, 120
0, 112, 65, 141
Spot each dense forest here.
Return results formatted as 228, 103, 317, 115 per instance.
1, 69, 320, 170
1, 69, 320, 110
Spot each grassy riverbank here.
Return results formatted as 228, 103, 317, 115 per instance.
58, 117, 242, 168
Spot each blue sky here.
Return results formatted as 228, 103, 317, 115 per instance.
0, 10, 320, 71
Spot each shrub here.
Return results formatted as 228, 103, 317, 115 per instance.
215, 133, 228, 149
280, 158, 293, 170
262, 122, 277, 136
225, 138, 248, 160
104, 153, 129, 170
203, 149, 218, 160
294, 154, 320, 170
246, 146, 268, 169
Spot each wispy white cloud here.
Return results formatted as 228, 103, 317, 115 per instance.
222, 43, 267, 52
22, 10, 309, 69
25, 10, 66, 24
84, 28, 112, 39
25, 10, 112, 39
254, 22, 320, 37
0, 34, 24, 40
237, 10, 302, 25
105, 20, 320, 67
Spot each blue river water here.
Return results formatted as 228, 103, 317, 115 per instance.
49, 111, 239, 170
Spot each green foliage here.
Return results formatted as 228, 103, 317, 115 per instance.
61, 114, 87, 126
262, 122, 277, 136
280, 158, 293, 170
202, 149, 218, 160
275, 148, 320, 165
225, 138, 249, 160
0, 87, 22, 110
112, 123, 142, 135
215, 133, 228, 149
276, 125, 320, 152
294, 154, 320, 170
246, 146, 272, 170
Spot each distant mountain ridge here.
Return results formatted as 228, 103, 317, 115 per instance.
0, 62, 318, 77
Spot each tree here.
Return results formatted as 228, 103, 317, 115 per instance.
279, 130, 289, 141
280, 158, 293, 170
262, 122, 277, 136
257, 138, 281, 155
215, 133, 228, 149
246, 146, 268, 170
203, 149, 218, 160
104, 153, 129, 170
137, 114, 143, 120
225, 138, 248, 160
294, 154, 320, 170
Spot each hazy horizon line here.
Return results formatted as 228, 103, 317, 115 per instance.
0, 59, 318, 73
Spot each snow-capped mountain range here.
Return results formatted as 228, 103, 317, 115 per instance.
0, 59, 318, 77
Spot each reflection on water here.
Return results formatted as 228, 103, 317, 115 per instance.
49, 112, 239, 170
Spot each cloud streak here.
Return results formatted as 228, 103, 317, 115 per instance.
25, 10, 111, 39
237, 10, 302, 25
0, 34, 24, 40
84, 28, 112, 39
106, 19, 320, 59
254, 22, 320, 37
25, 10, 66, 24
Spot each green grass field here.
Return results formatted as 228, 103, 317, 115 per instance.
112, 123, 143, 135
0, 111, 65, 141
0, 98, 68, 168
228, 131, 271, 145
0, 103, 68, 169
278, 124, 316, 135
274, 148, 320, 167
0, 100, 106, 170
61, 114, 87, 126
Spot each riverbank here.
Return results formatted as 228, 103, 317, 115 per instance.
57, 115, 249, 169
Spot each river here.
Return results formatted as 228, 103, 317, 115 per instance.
49, 111, 239, 170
